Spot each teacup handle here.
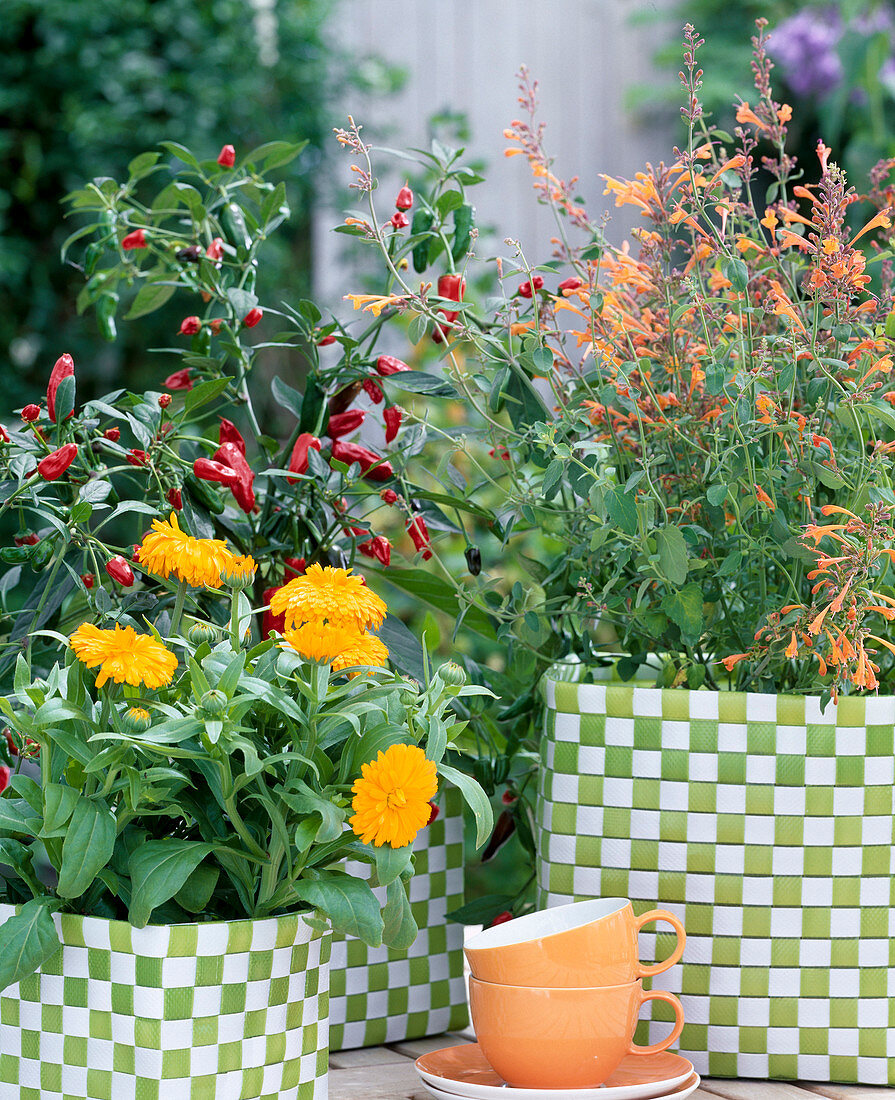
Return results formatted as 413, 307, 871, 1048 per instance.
634, 909, 686, 978
628, 989, 685, 1056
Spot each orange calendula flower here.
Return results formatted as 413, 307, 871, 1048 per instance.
350, 743, 438, 848
271, 564, 387, 631
70, 623, 178, 690
139, 513, 235, 589
282, 621, 389, 674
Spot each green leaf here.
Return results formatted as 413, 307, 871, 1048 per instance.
447, 893, 514, 925
184, 378, 231, 414
655, 526, 689, 586
435, 190, 464, 216
173, 863, 220, 914
125, 282, 176, 320
271, 376, 304, 420
662, 583, 705, 644
605, 486, 637, 535
293, 871, 384, 947
56, 799, 117, 899
381, 877, 418, 950
383, 370, 458, 398
378, 569, 495, 639
281, 782, 344, 844
0, 799, 37, 836
0, 900, 61, 992
371, 843, 414, 889
128, 840, 216, 928
437, 765, 493, 848
706, 484, 728, 506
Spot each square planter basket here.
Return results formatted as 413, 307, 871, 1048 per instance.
329, 784, 467, 1051
0, 905, 330, 1100
536, 668, 895, 1086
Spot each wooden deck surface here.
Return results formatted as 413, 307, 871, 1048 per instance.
328, 1034, 895, 1099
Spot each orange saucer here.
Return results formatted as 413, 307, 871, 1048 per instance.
415, 1043, 696, 1099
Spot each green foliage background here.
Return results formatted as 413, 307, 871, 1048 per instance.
0, 0, 346, 409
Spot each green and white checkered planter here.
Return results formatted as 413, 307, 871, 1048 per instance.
536, 671, 895, 1086
0, 906, 330, 1100
329, 785, 467, 1050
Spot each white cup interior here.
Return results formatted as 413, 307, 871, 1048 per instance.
466, 898, 628, 950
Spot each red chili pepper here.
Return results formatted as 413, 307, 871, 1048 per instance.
262, 586, 287, 637
131, 545, 142, 561
166, 487, 182, 510
194, 458, 237, 486
179, 316, 201, 335
383, 406, 402, 444
47, 353, 75, 423
206, 237, 224, 261
0, 765, 9, 795
127, 449, 149, 467
362, 378, 384, 404
217, 144, 236, 167
317, 333, 337, 346
243, 308, 263, 328
284, 556, 306, 579
21, 405, 40, 423
287, 433, 322, 483
375, 355, 411, 377
395, 183, 414, 211
214, 441, 255, 512
358, 535, 391, 566
164, 368, 193, 391
558, 276, 584, 292
490, 911, 513, 927
406, 514, 432, 559
427, 800, 439, 825
209, 319, 224, 334
106, 555, 135, 587
327, 410, 366, 438
14, 533, 39, 547
331, 440, 394, 481
389, 211, 409, 229
502, 789, 517, 805
380, 488, 398, 504
517, 275, 544, 298
103, 428, 120, 442
0, 425, 8, 443
80, 573, 95, 590
121, 229, 147, 250
158, 394, 172, 409
219, 418, 246, 455
437, 273, 466, 307
38, 443, 78, 481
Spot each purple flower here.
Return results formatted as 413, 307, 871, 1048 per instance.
769, 8, 844, 98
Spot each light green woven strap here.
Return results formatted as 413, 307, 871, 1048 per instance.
0, 908, 330, 1099
329, 785, 467, 1051
536, 681, 895, 1086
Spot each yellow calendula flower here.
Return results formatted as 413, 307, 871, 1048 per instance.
138, 512, 235, 589
70, 623, 178, 690
350, 743, 437, 848
271, 564, 386, 631
282, 622, 389, 674
221, 554, 257, 589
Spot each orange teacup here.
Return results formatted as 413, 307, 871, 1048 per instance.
468, 976, 685, 1089
465, 898, 685, 987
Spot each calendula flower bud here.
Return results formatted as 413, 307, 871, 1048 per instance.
221, 555, 257, 589
436, 661, 467, 688
199, 689, 228, 716
188, 622, 219, 646
123, 706, 152, 733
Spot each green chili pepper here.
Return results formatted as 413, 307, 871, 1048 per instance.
96, 294, 118, 342
30, 540, 54, 571
84, 242, 103, 277
184, 473, 226, 515
411, 210, 434, 273
221, 202, 251, 250
451, 202, 475, 261
0, 546, 33, 565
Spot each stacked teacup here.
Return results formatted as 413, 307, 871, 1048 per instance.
444, 899, 692, 1095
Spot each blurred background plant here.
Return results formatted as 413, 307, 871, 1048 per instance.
645, 0, 895, 193
0, 0, 402, 410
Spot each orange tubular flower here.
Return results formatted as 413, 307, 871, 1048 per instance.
721, 653, 750, 671
736, 102, 769, 131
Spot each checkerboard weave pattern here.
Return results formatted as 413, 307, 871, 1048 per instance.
0, 906, 331, 1100
536, 674, 895, 1086
329, 785, 467, 1050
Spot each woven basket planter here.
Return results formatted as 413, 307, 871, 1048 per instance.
0, 906, 330, 1100
329, 785, 467, 1050
536, 670, 895, 1086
